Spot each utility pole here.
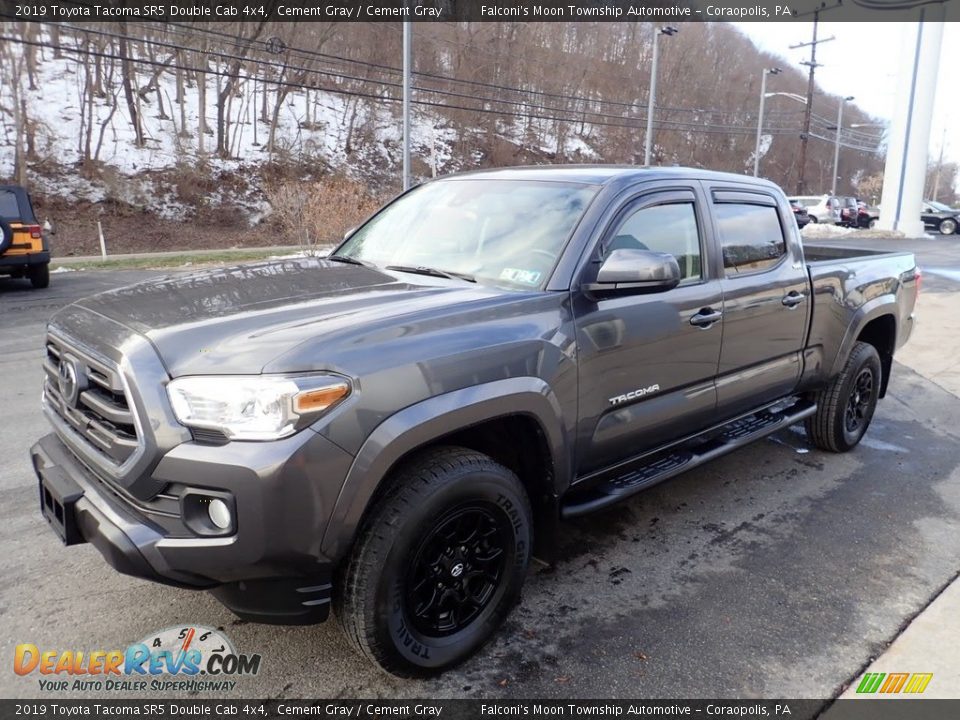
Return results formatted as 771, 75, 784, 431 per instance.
790, 14, 834, 195
932, 126, 947, 203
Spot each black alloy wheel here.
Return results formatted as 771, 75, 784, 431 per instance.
844, 367, 875, 436
335, 446, 532, 676
405, 503, 512, 637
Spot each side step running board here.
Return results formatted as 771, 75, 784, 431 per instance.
561, 398, 817, 519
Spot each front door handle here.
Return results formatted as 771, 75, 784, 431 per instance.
690, 308, 723, 328
782, 291, 806, 308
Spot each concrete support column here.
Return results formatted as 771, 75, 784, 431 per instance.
877, 10, 945, 235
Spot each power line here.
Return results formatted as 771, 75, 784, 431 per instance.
1, 24, 882, 160
11, 24, 819, 139
4, 32, 816, 139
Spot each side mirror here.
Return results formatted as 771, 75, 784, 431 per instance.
584, 248, 681, 299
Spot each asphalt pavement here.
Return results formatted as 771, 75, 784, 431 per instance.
2, 237, 959, 709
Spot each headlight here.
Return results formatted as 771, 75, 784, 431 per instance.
167, 374, 351, 441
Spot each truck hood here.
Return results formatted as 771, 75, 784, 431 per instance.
70, 257, 518, 377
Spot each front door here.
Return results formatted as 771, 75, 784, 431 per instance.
573, 188, 723, 477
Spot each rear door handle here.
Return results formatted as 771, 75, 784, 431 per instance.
690, 308, 723, 328
782, 291, 806, 308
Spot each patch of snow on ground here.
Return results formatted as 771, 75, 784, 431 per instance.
802, 223, 856, 238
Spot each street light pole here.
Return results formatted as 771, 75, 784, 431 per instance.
644, 26, 677, 166
402, 19, 412, 191
753, 67, 781, 177
831, 96, 854, 194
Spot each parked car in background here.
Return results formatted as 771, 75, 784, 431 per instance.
788, 195, 841, 224
0, 185, 51, 289
856, 201, 880, 229
837, 196, 861, 227
789, 199, 811, 228
922, 200, 960, 235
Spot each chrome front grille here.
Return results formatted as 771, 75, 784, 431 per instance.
43, 333, 140, 467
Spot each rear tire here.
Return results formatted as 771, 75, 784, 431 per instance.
335, 446, 532, 677
808, 215, 819, 224
805, 341, 881, 452
939, 218, 957, 235
28, 262, 50, 289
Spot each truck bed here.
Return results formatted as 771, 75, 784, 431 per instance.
803, 243, 918, 388
803, 242, 913, 264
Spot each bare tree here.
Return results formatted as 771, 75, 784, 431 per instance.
117, 20, 144, 147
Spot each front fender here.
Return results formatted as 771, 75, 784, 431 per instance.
319, 377, 570, 560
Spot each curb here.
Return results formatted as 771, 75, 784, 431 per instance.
52, 245, 308, 265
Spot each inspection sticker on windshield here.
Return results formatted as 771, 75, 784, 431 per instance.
500, 268, 542, 286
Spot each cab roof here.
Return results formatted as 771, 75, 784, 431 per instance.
445, 164, 782, 190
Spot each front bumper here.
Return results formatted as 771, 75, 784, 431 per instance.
31, 429, 354, 625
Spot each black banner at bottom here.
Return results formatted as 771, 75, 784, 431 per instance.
4, 699, 959, 720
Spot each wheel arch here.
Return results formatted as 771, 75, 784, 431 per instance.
832, 304, 898, 398
856, 314, 897, 397
320, 378, 570, 563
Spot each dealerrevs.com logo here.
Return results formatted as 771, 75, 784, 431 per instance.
14, 625, 261, 693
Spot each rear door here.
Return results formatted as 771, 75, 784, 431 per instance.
705, 186, 811, 418
573, 185, 723, 477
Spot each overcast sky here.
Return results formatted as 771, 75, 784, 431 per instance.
736, 21, 959, 169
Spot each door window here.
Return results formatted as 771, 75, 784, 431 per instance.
714, 203, 787, 275
606, 202, 702, 281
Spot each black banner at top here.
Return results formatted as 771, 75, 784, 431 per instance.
1, 0, 958, 22
3, 699, 960, 720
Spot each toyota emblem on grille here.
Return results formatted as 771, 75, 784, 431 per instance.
57, 355, 86, 408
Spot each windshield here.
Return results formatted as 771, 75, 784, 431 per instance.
929, 200, 954, 212
334, 179, 598, 289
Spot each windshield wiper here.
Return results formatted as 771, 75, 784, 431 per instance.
325, 254, 377, 268
386, 265, 476, 283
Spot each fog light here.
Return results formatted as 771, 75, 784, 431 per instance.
208, 498, 232, 530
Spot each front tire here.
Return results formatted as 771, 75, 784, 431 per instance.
939, 218, 957, 235
335, 446, 532, 677
805, 342, 881, 452
28, 262, 50, 289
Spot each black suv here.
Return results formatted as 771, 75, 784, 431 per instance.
0, 185, 51, 288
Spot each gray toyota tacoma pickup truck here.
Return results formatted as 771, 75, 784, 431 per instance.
31, 166, 918, 676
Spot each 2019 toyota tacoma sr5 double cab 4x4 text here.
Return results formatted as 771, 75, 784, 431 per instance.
31, 167, 918, 676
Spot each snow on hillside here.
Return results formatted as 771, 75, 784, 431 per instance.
0, 35, 452, 211
1, 32, 602, 220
